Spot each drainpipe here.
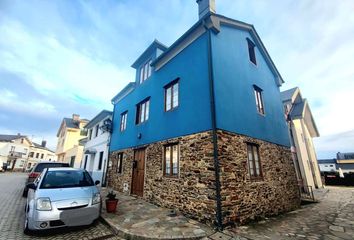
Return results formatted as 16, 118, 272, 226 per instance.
102, 104, 116, 187
204, 21, 223, 231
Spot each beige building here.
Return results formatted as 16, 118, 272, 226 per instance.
26, 141, 57, 170
282, 87, 323, 190
55, 114, 89, 168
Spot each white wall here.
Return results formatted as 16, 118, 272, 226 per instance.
81, 116, 111, 186
319, 163, 336, 172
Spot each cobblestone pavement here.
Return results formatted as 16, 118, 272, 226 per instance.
224, 186, 354, 240
101, 189, 215, 239
0, 172, 121, 240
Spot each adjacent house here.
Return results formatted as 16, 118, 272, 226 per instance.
55, 114, 89, 168
281, 87, 323, 190
0, 134, 56, 171
26, 141, 57, 171
0, 134, 31, 170
81, 110, 112, 186
318, 159, 337, 173
107, 0, 300, 228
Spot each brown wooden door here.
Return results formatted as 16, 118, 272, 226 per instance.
131, 148, 145, 197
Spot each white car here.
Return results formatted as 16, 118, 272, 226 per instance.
24, 167, 101, 233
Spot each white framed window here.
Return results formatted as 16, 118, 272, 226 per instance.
136, 98, 150, 124
254, 86, 265, 115
139, 59, 153, 83
165, 79, 179, 111
120, 111, 128, 132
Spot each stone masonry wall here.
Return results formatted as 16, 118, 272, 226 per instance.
108, 131, 217, 225
217, 130, 300, 226
108, 130, 300, 227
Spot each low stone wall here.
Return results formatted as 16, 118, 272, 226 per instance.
108, 130, 300, 228
217, 130, 300, 226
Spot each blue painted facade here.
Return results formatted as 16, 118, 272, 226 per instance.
212, 25, 290, 146
110, 15, 290, 152
110, 34, 212, 151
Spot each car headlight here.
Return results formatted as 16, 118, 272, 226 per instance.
92, 192, 101, 205
36, 197, 52, 211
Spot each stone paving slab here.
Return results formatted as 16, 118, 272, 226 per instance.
100, 189, 215, 239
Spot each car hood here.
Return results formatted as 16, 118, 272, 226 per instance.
36, 186, 98, 202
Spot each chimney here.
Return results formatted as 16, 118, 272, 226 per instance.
72, 114, 80, 121
196, 0, 216, 19
41, 140, 47, 148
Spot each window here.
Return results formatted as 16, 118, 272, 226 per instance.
117, 153, 123, 174
247, 38, 257, 65
136, 98, 150, 124
139, 59, 153, 83
165, 80, 179, 111
29, 152, 34, 158
10, 146, 15, 152
70, 156, 75, 167
23, 148, 28, 155
36, 153, 39, 158
254, 86, 265, 115
120, 112, 128, 132
164, 144, 179, 177
88, 129, 93, 140
95, 124, 99, 137
98, 151, 104, 170
41, 153, 44, 159
247, 143, 262, 179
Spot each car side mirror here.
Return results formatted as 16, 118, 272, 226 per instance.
95, 180, 100, 185
27, 183, 37, 190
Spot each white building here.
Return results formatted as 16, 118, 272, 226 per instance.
281, 87, 323, 190
81, 110, 112, 186
0, 134, 31, 170
0, 134, 56, 171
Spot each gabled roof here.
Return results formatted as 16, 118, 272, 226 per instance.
318, 159, 337, 164
131, 39, 168, 69
111, 82, 136, 105
152, 13, 284, 86
84, 110, 112, 129
0, 134, 27, 142
281, 87, 299, 102
32, 142, 55, 153
56, 117, 89, 137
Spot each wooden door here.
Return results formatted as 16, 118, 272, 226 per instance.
131, 148, 145, 197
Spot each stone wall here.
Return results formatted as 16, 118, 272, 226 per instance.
108, 131, 217, 225
108, 130, 300, 228
217, 130, 300, 226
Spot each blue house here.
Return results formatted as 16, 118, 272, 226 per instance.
108, 0, 300, 228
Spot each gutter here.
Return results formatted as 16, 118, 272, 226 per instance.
204, 20, 223, 231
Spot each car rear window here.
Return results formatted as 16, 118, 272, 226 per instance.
40, 170, 94, 189
34, 163, 69, 173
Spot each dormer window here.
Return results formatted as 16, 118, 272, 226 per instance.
140, 59, 153, 83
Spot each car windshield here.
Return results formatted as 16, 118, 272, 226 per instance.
34, 163, 69, 173
40, 170, 94, 189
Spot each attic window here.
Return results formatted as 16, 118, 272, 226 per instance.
140, 59, 153, 84
247, 38, 257, 65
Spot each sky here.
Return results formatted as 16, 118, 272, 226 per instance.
0, 0, 353, 158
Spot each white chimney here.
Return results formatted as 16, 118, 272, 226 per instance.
196, 0, 216, 19
72, 114, 80, 121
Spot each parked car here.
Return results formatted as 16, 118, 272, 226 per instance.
24, 167, 101, 234
22, 161, 69, 197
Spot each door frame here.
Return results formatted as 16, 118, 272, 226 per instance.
131, 147, 146, 197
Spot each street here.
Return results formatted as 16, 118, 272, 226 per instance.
0, 172, 119, 240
